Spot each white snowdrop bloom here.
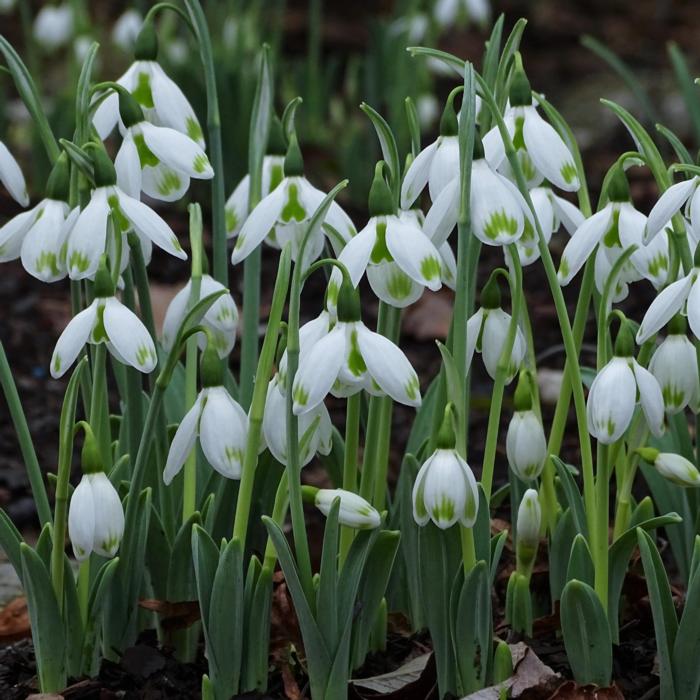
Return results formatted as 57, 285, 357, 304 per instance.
50, 264, 157, 379
278, 309, 334, 389
0, 154, 78, 282
516, 489, 541, 548
163, 385, 248, 484
412, 448, 479, 529
434, 0, 491, 28
112, 9, 143, 51
650, 452, 700, 487
313, 488, 381, 530
506, 410, 548, 481
484, 68, 578, 192
66, 147, 186, 280
73, 35, 94, 63
231, 136, 355, 265
645, 176, 700, 244
161, 274, 238, 359
33, 3, 74, 51
68, 472, 124, 561
0, 140, 29, 206
93, 24, 204, 147
292, 284, 421, 413
648, 318, 699, 414
587, 324, 665, 444
261, 374, 332, 467
114, 87, 213, 202
388, 13, 429, 43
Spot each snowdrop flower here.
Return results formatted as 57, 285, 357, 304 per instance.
33, 3, 74, 52
114, 88, 213, 201
423, 135, 527, 248
73, 35, 94, 63
162, 274, 238, 359
328, 163, 443, 308
412, 405, 479, 529
506, 373, 548, 481
638, 449, 700, 487
648, 316, 699, 414
262, 374, 332, 467
231, 134, 355, 265
112, 9, 143, 51
484, 66, 579, 192
292, 282, 421, 413
587, 321, 664, 444
164, 344, 248, 483
68, 426, 124, 562
0, 153, 78, 282
93, 22, 204, 147
225, 118, 287, 239
466, 276, 526, 383
645, 176, 700, 244
0, 140, 28, 206
50, 260, 157, 378
516, 489, 541, 549
434, 0, 491, 28
308, 488, 381, 530
278, 309, 334, 388
66, 146, 186, 280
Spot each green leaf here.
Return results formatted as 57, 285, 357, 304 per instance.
242, 565, 273, 691
167, 511, 201, 602
480, 14, 504, 93
74, 42, 99, 144
248, 44, 273, 206
505, 571, 532, 637
493, 17, 528, 112
489, 530, 508, 586
20, 544, 66, 691
560, 579, 612, 687
145, 504, 171, 601
59, 139, 96, 186
191, 525, 219, 629
0, 508, 24, 580
656, 123, 693, 164
360, 102, 401, 204
549, 508, 578, 602
316, 497, 341, 653
566, 534, 595, 587
553, 457, 587, 536
673, 535, 700, 698
668, 42, 700, 147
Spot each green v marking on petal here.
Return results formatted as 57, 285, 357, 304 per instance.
132, 71, 154, 109
370, 221, 393, 264
280, 183, 307, 223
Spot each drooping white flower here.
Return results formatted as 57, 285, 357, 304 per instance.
648, 318, 699, 414
645, 176, 700, 244
586, 324, 665, 444
231, 136, 355, 265
516, 489, 541, 548
262, 374, 332, 467
66, 147, 186, 280
161, 274, 238, 359
33, 3, 74, 51
112, 9, 143, 51
649, 451, 700, 487
278, 309, 334, 388
163, 385, 248, 483
292, 285, 421, 414
433, 0, 491, 28
114, 89, 213, 202
412, 448, 479, 529
50, 269, 157, 379
0, 140, 28, 207
506, 410, 548, 481
68, 472, 124, 561
313, 488, 381, 529
93, 23, 204, 147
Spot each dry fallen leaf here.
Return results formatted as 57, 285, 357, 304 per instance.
546, 681, 625, 699
0, 596, 31, 642
138, 598, 201, 633
350, 653, 437, 699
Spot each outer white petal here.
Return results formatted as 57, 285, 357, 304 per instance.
337, 221, 376, 286
649, 335, 699, 414
102, 297, 157, 373
225, 175, 250, 238
586, 357, 636, 443
262, 379, 290, 465
550, 192, 585, 234
633, 230, 670, 289
0, 141, 29, 206
557, 206, 612, 285
231, 185, 286, 264
412, 451, 435, 526
117, 189, 187, 259
356, 324, 421, 407
428, 136, 459, 201
67, 188, 111, 279
199, 387, 248, 479
506, 410, 548, 481
0, 209, 36, 261
161, 282, 191, 351
140, 122, 213, 178
401, 139, 438, 209
20, 200, 69, 282
465, 308, 484, 372
646, 178, 697, 243
385, 218, 442, 291
163, 395, 202, 485
50, 300, 98, 378
114, 130, 142, 198
480, 308, 526, 382
471, 161, 524, 246
632, 360, 665, 438
293, 325, 347, 414
636, 273, 695, 343
423, 177, 460, 247
89, 472, 124, 558
68, 475, 95, 561
92, 64, 136, 139
688, 277, 700, 341
482, 122, 507, 169
439, 242, 457, 288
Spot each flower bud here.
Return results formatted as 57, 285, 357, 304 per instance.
506, 410, 547, 481
646, 451, 700, 487
516, 489, 541, 549
310, 488, 381, 530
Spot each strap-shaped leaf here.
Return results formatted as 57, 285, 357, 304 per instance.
673, 534, 700, 698
492, 17, 528, 112
560, 579, 612, 687
505, 571, 533, 637
167, 511, 202, 602
191, 525, 219, 630
566, 534, 595, 587
0, 508, 23, 580
553, 456, 587, 536
360, 103, 401, 204
489, 530, 508, 586
550, 508, 577, 602
242, 565, 273, 691
316, 498, 341, 652
145, 504, 171, 601
668, 42, 700, 146
248, 44, 273, 207
74, 42, 99, 143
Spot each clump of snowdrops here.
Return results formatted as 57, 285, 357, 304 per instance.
2, 5, 700, 700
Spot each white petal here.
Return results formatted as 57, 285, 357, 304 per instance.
102, 297, 157, 372
231, 185, 286, 264
428, 136, 459, 202
423, 177, 459, 247
114, 130, 142, 198
481, 308, 526, 382
551, 192, 585, 234
636, 273, 695, 343
586, 357, 636, 443
649, 335, 699, 414
225, 175, 250, 238
385, 217, 442, 291
89, 473, 124, 558
20, 200, 69, 282
163, 395, 202, 485
632, 361, 665, 438
506, 410, 547, 481
199, 387, 248, 479
92, 64, 135, 139
0, 208, 37, 262
465, 308, 484, 373
337, 221, 376, 286
141, 122, 213, 178
401, 139, 438, 209
646, 178, 697, 244
367, 262, 423, 307
557, 206, 612, 285
356, 323, 421, 407
687, 276, 700, 341
0, 141, 29, 206
439, 242, 457, 288
50, 300, 98, 378
67, 188, 111, 279
117, 189, 187, 259
482, 122, 506, 170
141, 161, 190, 202
68, 475, 95, 561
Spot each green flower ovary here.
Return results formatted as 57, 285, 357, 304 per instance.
483, 209, 519, 241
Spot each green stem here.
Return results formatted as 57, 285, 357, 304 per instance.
77, 559, 90, 624
239, 248, 261, 410
340, 393, 361, 564
460, 525, 476, 575
128, 236, 157, 341
263, 470, 290, 571
89, 344, 111, 471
